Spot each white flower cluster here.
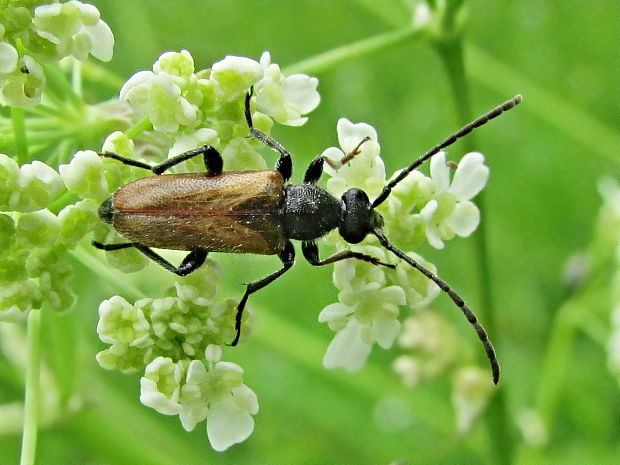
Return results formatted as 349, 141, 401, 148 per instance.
117, 50, 319, 171
0, 0, 113, 107
320, 118, 489, 372
95, 263, 258, 451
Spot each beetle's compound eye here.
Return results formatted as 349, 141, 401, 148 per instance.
339, 188, 372, 244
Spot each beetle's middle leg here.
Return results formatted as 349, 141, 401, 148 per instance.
92, 241, 208, 276
100, 145, 223, 175
303, 136, 372, 185
301, 240, 395, 269
231, 241, 295, 346
244, 91, 292, 181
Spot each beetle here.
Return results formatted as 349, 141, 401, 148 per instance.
93, 91, 522, 384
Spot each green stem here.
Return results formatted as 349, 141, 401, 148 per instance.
72, 59, 83, 98
43, 63, 83, 111
11, 107, 28, 164
125, 116, 152, 139
283, 24, 424, 75
20, 309, 42, 465
435, 38, 514, 464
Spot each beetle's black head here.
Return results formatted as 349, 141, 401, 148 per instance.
339, 188, 383, 244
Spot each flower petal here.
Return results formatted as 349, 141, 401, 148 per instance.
374, 317, 401, 349
323, 319, 372, 372
449, 152, 489, 200
336, 118, 378, 153
425, 224, 444, 249
282, 74, 320, 114
430, 151, 449, 193
445, 200, 480, 237
207, 397, 255, 452
419, 199, 438, 222
0, 43, 18, 74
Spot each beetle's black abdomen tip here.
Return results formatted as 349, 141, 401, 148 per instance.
98, 197, 114, 224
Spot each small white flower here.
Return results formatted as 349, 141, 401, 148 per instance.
9, 159, 63, 212
97, 295, 150, 346
393, 251, 440, 308
320, 254, 406, 371
255, 51, 320, 126
210, 55, 263, 103
178, 359, 259, 451
322, 118, 385, 199
140, 357, 183, 415
0, 56, 46, 108
120, 69, 198, 133
59, 150, 109, 201
33, 1, 114, 62
416, 151, 489, 249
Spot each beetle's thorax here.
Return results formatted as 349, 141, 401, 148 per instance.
282, 184, 340, 240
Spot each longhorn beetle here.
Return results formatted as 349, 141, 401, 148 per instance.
94, 92, 522, 384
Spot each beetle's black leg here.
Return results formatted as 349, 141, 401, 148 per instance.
244, 91, 292, 181
303, 157, 325, 184
303, 136, 372, 185
100, 146, 223, 175
151, 146, 222, 175
231, 241, 295, 346
301, 240, 395, 269
92, 241, 134, 251
98, 152, 153, 171
133, 245, 208, 276
93, 240, 208, 276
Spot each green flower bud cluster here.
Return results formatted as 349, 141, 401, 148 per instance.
0, 153, 100, 321
96, 263, 257, 451
319, 118, 488, 371
0, 0, 113, 107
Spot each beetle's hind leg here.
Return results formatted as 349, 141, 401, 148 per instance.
100, 146, 223, 175
92, 241, 208, 276
244, 90, 292, 181
302, 240, 395, 268
231, 241, 295, 346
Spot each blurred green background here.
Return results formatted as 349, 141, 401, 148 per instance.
1, 1, 618, 464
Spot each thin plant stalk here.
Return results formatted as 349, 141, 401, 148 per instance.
435, 37, 514, 464
19, 309, 42, 465
11, 107, 28, 164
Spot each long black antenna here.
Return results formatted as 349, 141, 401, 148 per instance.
373, 228, 500, 384
372, 94, 522, 208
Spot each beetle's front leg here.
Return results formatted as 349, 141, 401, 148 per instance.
301, 240, 395, 268
231, 241, 295, 346
100, 145, 223, 175
244, 90, 292, 181
92, 241, 208, 276
303, 136, 372, 185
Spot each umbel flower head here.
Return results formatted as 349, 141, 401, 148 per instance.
319, 118, 490, 372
